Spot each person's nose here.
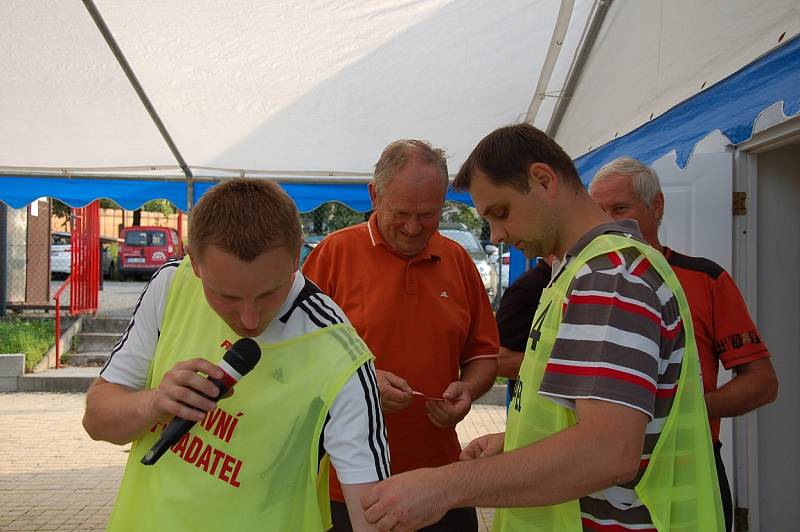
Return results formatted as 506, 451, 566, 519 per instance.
490, 223, 506, 245
403, 216, 422, 236
239, 300, 260, 330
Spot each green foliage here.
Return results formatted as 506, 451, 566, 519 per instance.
441, 201, 482, 234
142, 199, 177, 215
99, 199, 120, 209
300, 202, 367, 236
51, 199, 71, 221
0, 318, 55, 371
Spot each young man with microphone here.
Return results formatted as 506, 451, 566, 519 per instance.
83, 179, 388, 531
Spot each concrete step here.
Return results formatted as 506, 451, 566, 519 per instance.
63, 352, 110, 367
74, 332, 120, 353
81, 317, 129, 334
17, 367, 101, 393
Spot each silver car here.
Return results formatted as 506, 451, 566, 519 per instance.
50, 232, 117, 279
439, 228, 499, 302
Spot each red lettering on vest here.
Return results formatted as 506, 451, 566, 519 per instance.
204, 408, 223, 431
171, 433, 190, 458
169, 433, 243, 489
229, 459, 243, 487
224, 412, 243, 443
212, 410, 233, 441
183, 435, 204, 464
195, 444, 212, 472
209, 449, 226, 476
218, 454, 236, 483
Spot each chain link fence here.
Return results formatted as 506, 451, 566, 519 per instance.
2, 198, 506, 313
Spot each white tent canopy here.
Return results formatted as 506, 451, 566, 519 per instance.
553, 0, 800, 158
1, 0, 590, 187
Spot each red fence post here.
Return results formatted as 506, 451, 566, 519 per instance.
69, 201, 100, 317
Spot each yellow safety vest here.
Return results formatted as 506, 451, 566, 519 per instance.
107, 259, 372, 531
494, 234, 723, 532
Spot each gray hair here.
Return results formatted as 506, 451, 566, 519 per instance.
590, 157, 662, 205
373, 139, 449, 197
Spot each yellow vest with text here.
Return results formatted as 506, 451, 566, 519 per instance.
493, 234, 723, 532
107, 259, 372, 531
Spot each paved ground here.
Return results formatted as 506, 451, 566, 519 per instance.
95, 281, 146, 319
49, 280, 146, 320
0, 393, 505, 531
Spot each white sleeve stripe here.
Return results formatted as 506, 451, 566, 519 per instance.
306, 294, 343, 325
557, 323, 660, 361
101, 261, 179, 375
355, 365, 390, 479
364, 364, 390, 476
309, 294, 346, 324
296, 301, 330, 328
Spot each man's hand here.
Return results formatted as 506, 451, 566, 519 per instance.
361, 469, 451, 532
460, 432, 505, 461
426, 381, 472, 428
376, 370, 414, 413
148, 358, 227, 423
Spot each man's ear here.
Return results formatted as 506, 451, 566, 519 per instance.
651, 191, 665, 223
368, 181, 379, 210
527, 162, 559, 197
293, 246, 301, 271
187, 247, 202, 278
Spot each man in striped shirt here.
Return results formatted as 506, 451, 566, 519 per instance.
589, 157, 778, 531
362, 124, 722, 531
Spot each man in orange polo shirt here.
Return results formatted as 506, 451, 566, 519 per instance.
589, 157, 779, 532
303, 139, 499, 531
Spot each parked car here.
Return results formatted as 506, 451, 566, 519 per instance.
500, 251, 510, 291
439, 226, 499, 302
298, 234, 325, 266
118, 226, 183, 280
50, 232, 117, 279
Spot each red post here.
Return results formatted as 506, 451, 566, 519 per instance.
176, 209, 184, 256
52, 275, 71, 369
69, 201, 100, 316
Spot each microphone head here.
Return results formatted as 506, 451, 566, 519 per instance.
224, 338, 261, 375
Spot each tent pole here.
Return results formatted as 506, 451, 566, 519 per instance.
546, 0, 612, 138
525, 0, 575, 123
82, 0, 194, 183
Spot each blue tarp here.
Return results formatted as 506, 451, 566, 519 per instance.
0, 176, 188, 211
575, 33, 800, 183
0, 176, 474, 212
193, 181, 474, 213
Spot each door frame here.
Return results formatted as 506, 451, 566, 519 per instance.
731, 113, 800, 532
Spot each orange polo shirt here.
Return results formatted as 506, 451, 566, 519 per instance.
665, 247, 771, 442
303, 215, 499, 502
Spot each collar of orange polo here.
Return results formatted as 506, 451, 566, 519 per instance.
366, 213, 442, 262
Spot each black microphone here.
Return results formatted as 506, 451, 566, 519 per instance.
141, 337, 261, 465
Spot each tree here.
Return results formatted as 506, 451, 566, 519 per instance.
440, 201, 482, 234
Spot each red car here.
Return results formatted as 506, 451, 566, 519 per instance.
118, 226, 183, 280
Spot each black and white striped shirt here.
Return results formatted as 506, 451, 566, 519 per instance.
101, 261, 389, 484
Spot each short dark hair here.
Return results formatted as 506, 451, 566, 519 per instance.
453, 123, 582, 192
189, 179, 302, 262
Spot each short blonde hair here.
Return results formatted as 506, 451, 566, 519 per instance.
590, 157, 662, 204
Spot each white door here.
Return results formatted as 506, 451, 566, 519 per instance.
652, 147, 733, 270
752, 141, 800, 531
651, 143, 737, 494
